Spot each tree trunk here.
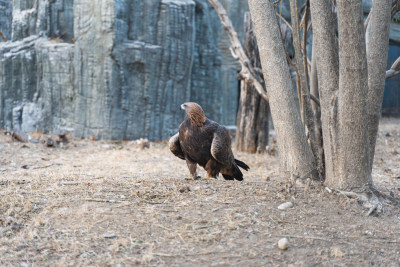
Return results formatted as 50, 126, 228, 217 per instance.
235, 12, 269, 154
248, 0, 318, 180
310, 37, 324, 176
289, 0, 320, 177
366, 0, 392, 173
309, 0, 340, 184
335, 0, 370, 191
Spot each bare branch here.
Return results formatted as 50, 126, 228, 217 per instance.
310, 94, 320, 106
208, 0, 269, 102
0, 31, 6, 42
302, 0, 310, 95
386, 56, 400, 79
275, 4, 320, 108
276, 13, 293, 32
275, 13, 302, 111
229, 46, 239, 60
299, 3, 308, 30
393, 0, 400, 17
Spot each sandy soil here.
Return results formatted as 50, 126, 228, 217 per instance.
0, 118, 400, 266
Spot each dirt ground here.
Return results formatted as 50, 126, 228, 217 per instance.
0, 118, 399, 266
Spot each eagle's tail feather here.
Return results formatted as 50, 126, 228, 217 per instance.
229, 162, 243, 181
235, 159, 250, 171
232, 165, 244, 181
222, 174, 234, 180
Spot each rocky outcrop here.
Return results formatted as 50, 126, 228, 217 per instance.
3, 0, 396, 139
0, 0, 249, 140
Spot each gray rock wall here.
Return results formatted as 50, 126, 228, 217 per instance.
0, 0, 12, 40
0, 0, 249, 140
112, 0, 196, 140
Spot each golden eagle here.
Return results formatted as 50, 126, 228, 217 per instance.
169, 102, 249, 181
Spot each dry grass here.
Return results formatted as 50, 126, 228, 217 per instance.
0, 118, 400, 266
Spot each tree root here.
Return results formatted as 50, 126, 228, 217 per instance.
334, 187, 400, 216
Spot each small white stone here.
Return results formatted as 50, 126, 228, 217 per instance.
325, 187, 332, 193
278, 238, 289, 250
278, 202, 293, 210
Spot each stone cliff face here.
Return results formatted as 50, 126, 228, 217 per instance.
0, 0, 249, 140
1, 0, 398, 140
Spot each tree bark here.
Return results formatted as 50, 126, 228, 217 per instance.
310, 37, 324, 176
235, 13, 269, 154
336, 0, 370, 191
289, 0, 320, 178
366, 0, 392, 174
248, 0, 317, 180
309, 0, 339, 183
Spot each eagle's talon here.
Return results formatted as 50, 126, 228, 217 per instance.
184, 176, 200, 181
201, 176, 216, 180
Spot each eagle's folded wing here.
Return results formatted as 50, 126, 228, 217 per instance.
169, 133, 185, 160
210, 127, 233, 166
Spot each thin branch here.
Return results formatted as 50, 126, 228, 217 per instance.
276, 13, 293, 32
386, 56, 400, 79
299, 5, 307, 30
275, 13, 302, 111
208, 0, 269, 102
393, 0, 400, 17
302, 0, 310, 96
386, 70, 400, 78
0, 31, 6, 42
310, 94, 320, 106
275, 5, 320, 108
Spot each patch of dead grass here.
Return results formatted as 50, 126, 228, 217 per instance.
0, 118, 399, 266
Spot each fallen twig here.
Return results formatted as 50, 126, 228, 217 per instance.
143, 200, 165, 205
59, 181, 79, 186
32, 164, 61, 170
84, 198, 122, 203
279, 234, 353, 245
245, 180, 271, 184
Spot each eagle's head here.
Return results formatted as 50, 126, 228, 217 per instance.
181, 102, 206, 127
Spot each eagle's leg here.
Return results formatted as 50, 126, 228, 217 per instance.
204, 159, 219, 180
185, 158, 199, 180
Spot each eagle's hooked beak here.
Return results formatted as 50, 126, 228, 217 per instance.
181, 104, 186, 110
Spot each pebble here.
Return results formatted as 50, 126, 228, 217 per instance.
278, 237, 289, 250
278, 202, 293, 210
46, 137, 54, 147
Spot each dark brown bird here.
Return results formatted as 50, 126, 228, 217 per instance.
169, 102, 249, 181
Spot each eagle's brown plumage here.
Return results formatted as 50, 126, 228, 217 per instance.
169, 102, 249, 181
